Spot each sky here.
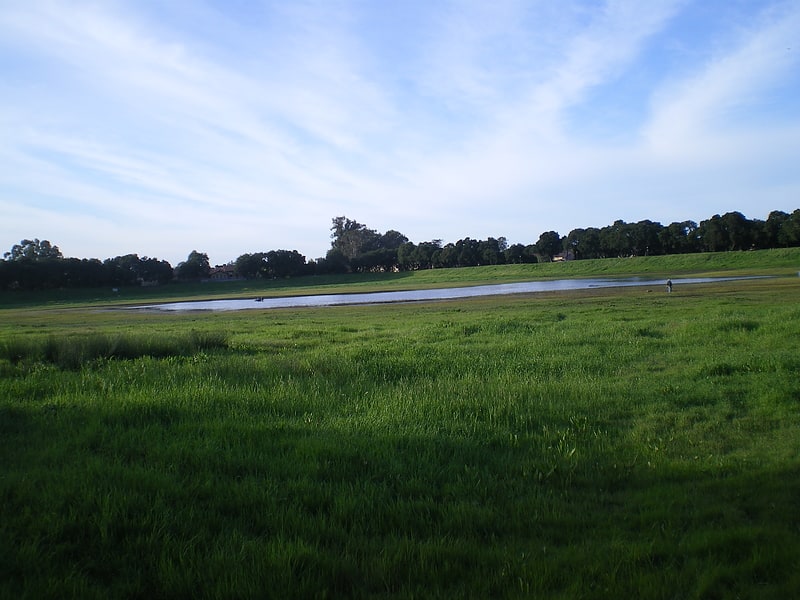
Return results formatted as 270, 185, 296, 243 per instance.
1, 1, 799, 267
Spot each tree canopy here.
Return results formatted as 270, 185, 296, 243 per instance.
175, 251, 210, 281
4, 238, 62, 261
2, 208, 799, 291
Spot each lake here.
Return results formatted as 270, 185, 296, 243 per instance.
134, 276, 759, 312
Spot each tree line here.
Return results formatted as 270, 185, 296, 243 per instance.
318, 210, 800, 273
2, 209, 798, 290
0, 240, 176, 291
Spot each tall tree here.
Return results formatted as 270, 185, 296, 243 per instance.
4, 238, 62, 261
778, 209, 800, 247
762, 211, 789, 248
397, 242, 417, 270
698, 215, 727, 252
139, 257, 174, 284
330, 217, 380, 260
659, 221, 699, 254
698, 212, 751, 252
267, 250, 307, 278
235, 253, 269, 279
628, 220, 664, 256
399, 240, 441, 270
434, 243, 458, 268
175, 250, 210, 280
103, 254, 141, 285
101, 254, 173, 285
535, 231, 562, 261
456, 238, 481, 267
721, 211, 752, 250
378, 230, 409, 250
600, 220, 634, 257
317, 248, 350, 274
416, 240, 442, 269
479, 237, 506, 265
504, 243, 538, 264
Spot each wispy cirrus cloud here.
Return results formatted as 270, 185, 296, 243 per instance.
644, 2, 800, 159
0, 0, 798, 264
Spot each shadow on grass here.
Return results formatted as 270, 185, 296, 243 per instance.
2, 401, 799, 599
0, 331, 228, 370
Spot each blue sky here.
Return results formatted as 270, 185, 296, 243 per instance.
1, 1, 798, 266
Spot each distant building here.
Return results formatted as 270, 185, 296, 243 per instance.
552, 250, 575, 262
208, 264, 239, 281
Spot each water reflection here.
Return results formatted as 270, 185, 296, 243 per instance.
135, 276, 758, 312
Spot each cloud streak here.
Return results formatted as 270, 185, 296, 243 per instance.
1, 0, 798, 265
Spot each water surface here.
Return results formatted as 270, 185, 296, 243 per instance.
135, 276, 756, 312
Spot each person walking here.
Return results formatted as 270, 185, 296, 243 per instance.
666, 279, 673, 293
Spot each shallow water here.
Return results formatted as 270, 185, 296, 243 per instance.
134, 276, 758, 312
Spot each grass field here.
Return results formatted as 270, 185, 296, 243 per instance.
1, 250, 799, 598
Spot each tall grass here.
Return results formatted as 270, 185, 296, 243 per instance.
0, 330, 227, 369
1, 276, 799, 597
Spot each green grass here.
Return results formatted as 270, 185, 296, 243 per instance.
1, 267, 799, 597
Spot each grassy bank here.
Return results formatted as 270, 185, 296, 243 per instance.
1, 274, 799, 597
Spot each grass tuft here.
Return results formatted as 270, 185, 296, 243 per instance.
0, 330, 228, 369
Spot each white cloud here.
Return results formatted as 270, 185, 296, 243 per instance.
644, 3, 800, 160
1, 0, 798, 264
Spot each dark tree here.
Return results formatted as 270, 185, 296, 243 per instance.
455, 238, 480, 267
434, 243, 458, 268
535, 231, 562, 261
62, 258, 108, 287
103, 254, 173, 285
659, 221, 699, 255
329, 217, 410, 272
398, 240, 442, 270
778, 209, 800, 247
139, 257, 174, 284
564, 227, 602, 259
175, 250, 210, 280
316, 248, 350, 274
628, 220, 664, 256
504, 243, 526, 264
478, 237, 506, 265
235, 253, 269, 279
697, 215, 726, 252
4, 238, 63, 261
396, 242, 417, 271
104, 254, 141, 286
353, 248, 398, 272
267, 250, 307, 278
503, 243, 538, 264
378, 230, 409, 250
523, 244, 539, 263
721, 211, 752, 250
600, 220, 637, 257
697, 212, 752, 252
415, 240, 442, 269
582, 227, 603, 259
761, 211, 789, 248
330, 217, 380, 260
